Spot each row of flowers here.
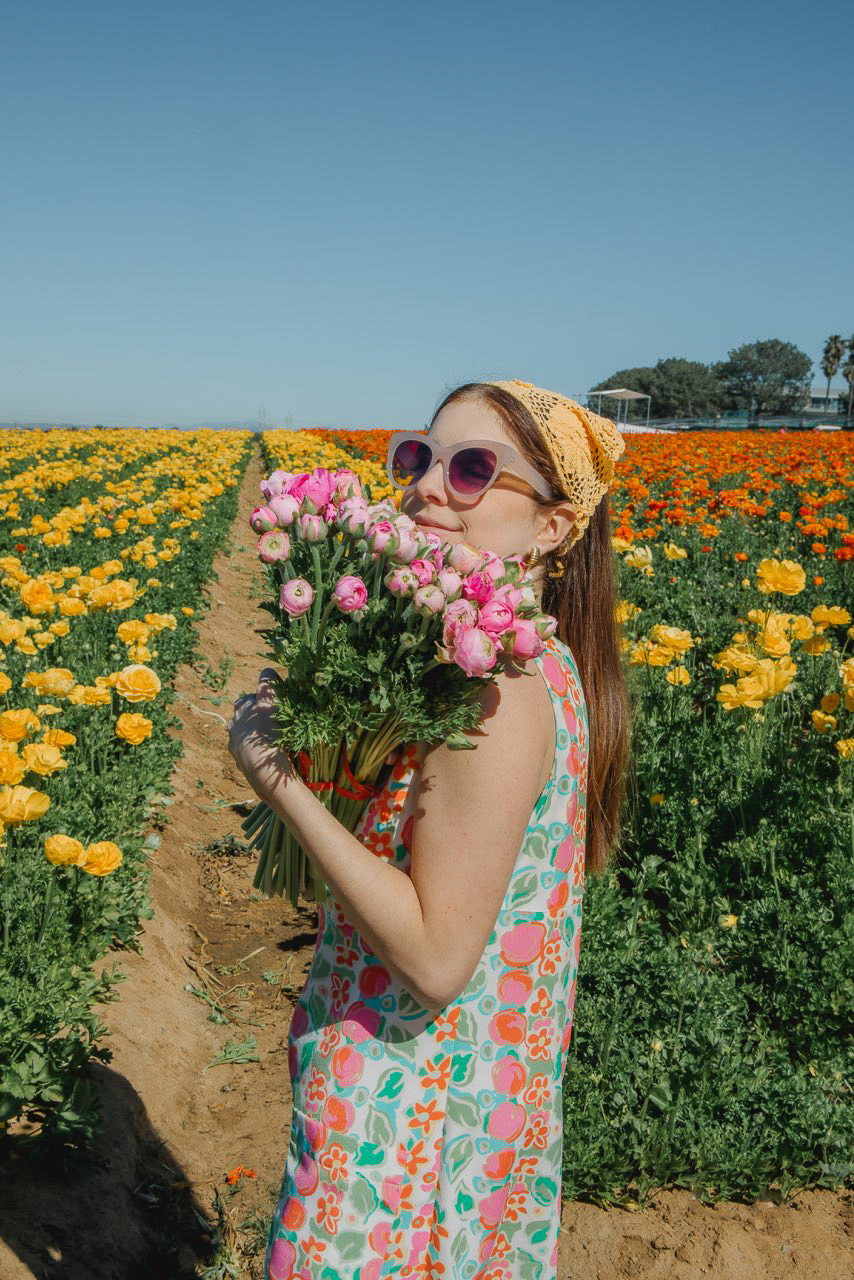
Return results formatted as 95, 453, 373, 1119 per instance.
0, 428, 253, 1144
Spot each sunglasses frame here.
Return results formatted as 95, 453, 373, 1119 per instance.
386, 431, 555, 503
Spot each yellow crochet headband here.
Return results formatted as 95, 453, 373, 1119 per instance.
484, 378, 626, 552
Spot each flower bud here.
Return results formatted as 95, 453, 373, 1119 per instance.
299, 513, 328, 542
413, 585, 446, 616
453, 627, 497, 677
249, 505, 278, 534
333, 575, 369, 613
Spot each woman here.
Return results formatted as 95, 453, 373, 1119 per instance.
228, 379, 631, 1279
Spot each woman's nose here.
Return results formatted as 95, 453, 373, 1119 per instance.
415, 459, 448, 504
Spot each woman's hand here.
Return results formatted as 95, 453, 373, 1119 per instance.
226, 667, 296, 798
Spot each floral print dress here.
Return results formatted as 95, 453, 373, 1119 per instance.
264, 633, 588, 1280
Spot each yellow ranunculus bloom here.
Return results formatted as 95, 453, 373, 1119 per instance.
115, 712, 153, 744
181, 606, 194, 617
756, 558, 806, 596
87, 578, 138, 611
117, 619, 150, 644
81, 840, 123, 876
662, 542, 688, 560
650, 625, 695, 653
144, 612, 177, 631
820, 693, 840, 714
0, 784, 51, 824
835, 739, 854, 759
719, 914, 738, 928
0, 709, 41, 742
812, 710, 837, 734
0, 673, 11, 695
58, 595, 87, 617
44, 833, 87, 866
21, 742, 68, 776
0, 751, 25, 786
666, 665, 691, 686
19, 580, 56, 614
40, 728, 76, 748
115, 664, 161, 702
811, 605, 851, 628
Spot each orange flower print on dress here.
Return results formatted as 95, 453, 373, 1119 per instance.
264, 633, 588, 1280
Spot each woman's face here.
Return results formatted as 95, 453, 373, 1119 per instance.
398, 395, 576, 560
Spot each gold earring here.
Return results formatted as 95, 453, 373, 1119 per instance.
524, 544, 542, 570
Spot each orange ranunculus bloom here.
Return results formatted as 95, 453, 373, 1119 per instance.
44, 833, 87, 866
0, 784, 51, 825
81, 840, 123, 876
115, 664, 161, 702
115, 712, 153, 744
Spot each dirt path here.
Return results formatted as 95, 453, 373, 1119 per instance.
1, 435, 850, 1279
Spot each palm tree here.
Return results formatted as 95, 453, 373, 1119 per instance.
842, 347, 854, 419
821, 335, 846, 411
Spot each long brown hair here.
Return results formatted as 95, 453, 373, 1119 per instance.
430, 382, 632, 876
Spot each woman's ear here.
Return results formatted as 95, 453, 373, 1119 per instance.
538, 500, 576, 555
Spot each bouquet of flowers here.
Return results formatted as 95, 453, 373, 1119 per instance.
242, 464, 558, 907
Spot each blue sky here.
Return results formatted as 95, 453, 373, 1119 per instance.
2, 0, 852, 428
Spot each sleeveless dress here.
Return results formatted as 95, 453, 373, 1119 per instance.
264, 632, 589, 1280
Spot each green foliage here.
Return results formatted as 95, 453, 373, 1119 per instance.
591, 358, 723, 419
561, 470, 852, 1204
0, 434, 254, 1148
713, 339, 813, 416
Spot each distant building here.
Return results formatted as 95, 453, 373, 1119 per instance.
806, 385, 846, 414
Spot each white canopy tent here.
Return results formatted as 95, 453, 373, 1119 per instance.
587, 387, 652, 428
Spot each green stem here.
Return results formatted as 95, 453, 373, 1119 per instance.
309, 544, 324, 646
37, 873, 55, 947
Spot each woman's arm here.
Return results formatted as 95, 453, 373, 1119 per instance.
229, 666, 554, 1012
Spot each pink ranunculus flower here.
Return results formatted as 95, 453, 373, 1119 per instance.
336, 498, 370, 536
442, 597, 478, 647
437, 567, 462, 601
518, 584, 537, 609
447, 542, 486, 574
482, 553, 507, 580
333, 575, 368, 613
280, 579, 315, 616
284, 472, 311, 502
249, 505, 278, 534
303, 467, 337, 513
493, 582, 524, 610
260, 469, 292, 500
268, 493, 300, 526
321, 500, 338, 525
409, 557, 437, 587
413, 584, 446, 616
389, 527, 419, 564
478, 597, 515, 638
334, 469, 363, 501
453, 626, 497, 677
536, 614, 558, 639
384, 567, 420, 598
366, 520, 400, 555
257, 530, 291, 563
501, 617, 544, 660
299, 512, 328, 542
462, 570, 495, 606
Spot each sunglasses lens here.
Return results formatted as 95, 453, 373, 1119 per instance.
391, 439, 432, 487
449, 447, 499, 495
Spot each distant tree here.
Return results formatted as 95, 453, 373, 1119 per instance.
712, 340, 812, 417
589, 358, 721, 419
821, 334, 846, 410
842, 342, 854, 418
